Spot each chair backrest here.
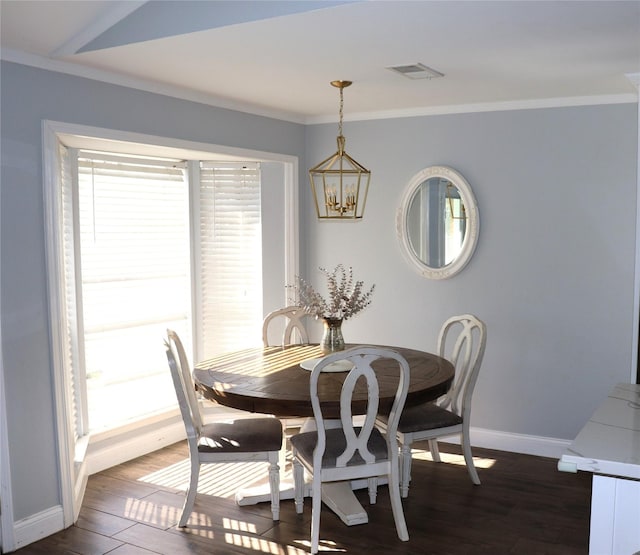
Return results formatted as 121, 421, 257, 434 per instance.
165, 329, 203, 439
262, 306, 310, 347
436, 314, 487, 418
310, 346, 410, 469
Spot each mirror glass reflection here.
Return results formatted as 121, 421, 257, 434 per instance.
406, 177, 467, 268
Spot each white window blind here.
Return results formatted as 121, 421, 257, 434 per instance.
77, 152, 190, 431
199, 162, 263, 358
59, 144, 88, 443
58, 150, 265, 433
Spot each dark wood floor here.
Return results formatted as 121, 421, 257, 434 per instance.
14, 441, 591, 555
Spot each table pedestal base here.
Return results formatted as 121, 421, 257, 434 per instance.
235, 479, 295, 505
235, 475, 391, 526
320, 482, 368, 526
235, 480, 369, 526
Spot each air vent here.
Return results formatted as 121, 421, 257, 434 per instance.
387, 63, 444, 80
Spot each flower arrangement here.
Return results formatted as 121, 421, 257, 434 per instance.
294, 264, 375, 321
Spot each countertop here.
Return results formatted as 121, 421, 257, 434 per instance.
558, 382, 640, 479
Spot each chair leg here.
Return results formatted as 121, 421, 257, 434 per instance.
399, 442, 412, 498
387, 463, 409, 541
461, 433, 481, 485
179, 458, 200, 527
310, 476, 322, 555
292, 458, 304, 514
368, 477, 377, 504
268, 453, 280, 520
428, 439, 441, 462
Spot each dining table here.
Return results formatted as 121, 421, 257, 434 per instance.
193, 343, 454, 526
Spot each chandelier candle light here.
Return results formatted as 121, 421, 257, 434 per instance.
295, 265, 375, 352
309, 80, 371, 220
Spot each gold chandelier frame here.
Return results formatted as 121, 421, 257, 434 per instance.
309, 80, 371, 220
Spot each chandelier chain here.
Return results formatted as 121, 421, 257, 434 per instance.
338, 86, 344, 137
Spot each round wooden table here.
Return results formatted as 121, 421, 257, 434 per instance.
193, 343, 454, 526
193, 343, 454, 419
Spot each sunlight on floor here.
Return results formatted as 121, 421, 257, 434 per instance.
138, 458, 273, 498
411, 448, 496, 469
136, 459, 311, 554
223, 531, 315, 554
223, 517, 258, 534
224, 532, 307, 554
187, 518, 310, 555
123, 497, 181, 526
186, 513, 216, 538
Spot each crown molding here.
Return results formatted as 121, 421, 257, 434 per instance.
1, 48, 307, 124
307, 93, 639, 125
3, 48, 637, 126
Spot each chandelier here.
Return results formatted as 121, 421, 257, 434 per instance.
309, 80, 371, 220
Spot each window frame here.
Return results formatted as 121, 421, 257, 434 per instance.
42, 120, 299, 526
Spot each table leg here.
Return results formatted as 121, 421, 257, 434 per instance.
320, 482, 368, 525
235, 477, 380, 527
236, 475, 371, 527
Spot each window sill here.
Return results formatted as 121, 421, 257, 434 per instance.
86, 402, 258, 475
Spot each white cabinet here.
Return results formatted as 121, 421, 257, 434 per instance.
558, 383, 640, 555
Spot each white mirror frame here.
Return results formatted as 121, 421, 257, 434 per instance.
396, 165, 479, 280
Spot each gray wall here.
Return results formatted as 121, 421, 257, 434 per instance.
0, 61, 305, 521
303, 104, 638, 441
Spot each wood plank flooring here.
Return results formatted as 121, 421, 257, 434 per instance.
13, 441, 591, 554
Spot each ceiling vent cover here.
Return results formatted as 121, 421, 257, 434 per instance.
387, 63, 444, 80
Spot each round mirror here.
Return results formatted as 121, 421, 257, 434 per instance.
397, 166, 479, 279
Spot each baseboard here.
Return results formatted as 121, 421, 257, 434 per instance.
11, 506, 64, 551
440, 426, 573, 459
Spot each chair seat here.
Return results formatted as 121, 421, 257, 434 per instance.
290, 426, 389, 469
199, 418, 283, 453
380, 403, 462, 434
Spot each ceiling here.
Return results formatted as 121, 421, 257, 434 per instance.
1, 0, 639, 124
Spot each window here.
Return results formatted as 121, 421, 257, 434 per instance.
69, 152, 264, 432
43, 121, 298, 526
77, 153, 191, 430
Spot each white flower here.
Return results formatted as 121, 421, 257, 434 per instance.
293, 265, 375, 321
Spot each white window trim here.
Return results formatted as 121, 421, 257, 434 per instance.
42, 119, 299, 527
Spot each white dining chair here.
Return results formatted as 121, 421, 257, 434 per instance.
262, 305, 311, 347
377, 314, 487, 497
165, 329, 283, 525
262, 305, 314, 434
290, 346, 410, 554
